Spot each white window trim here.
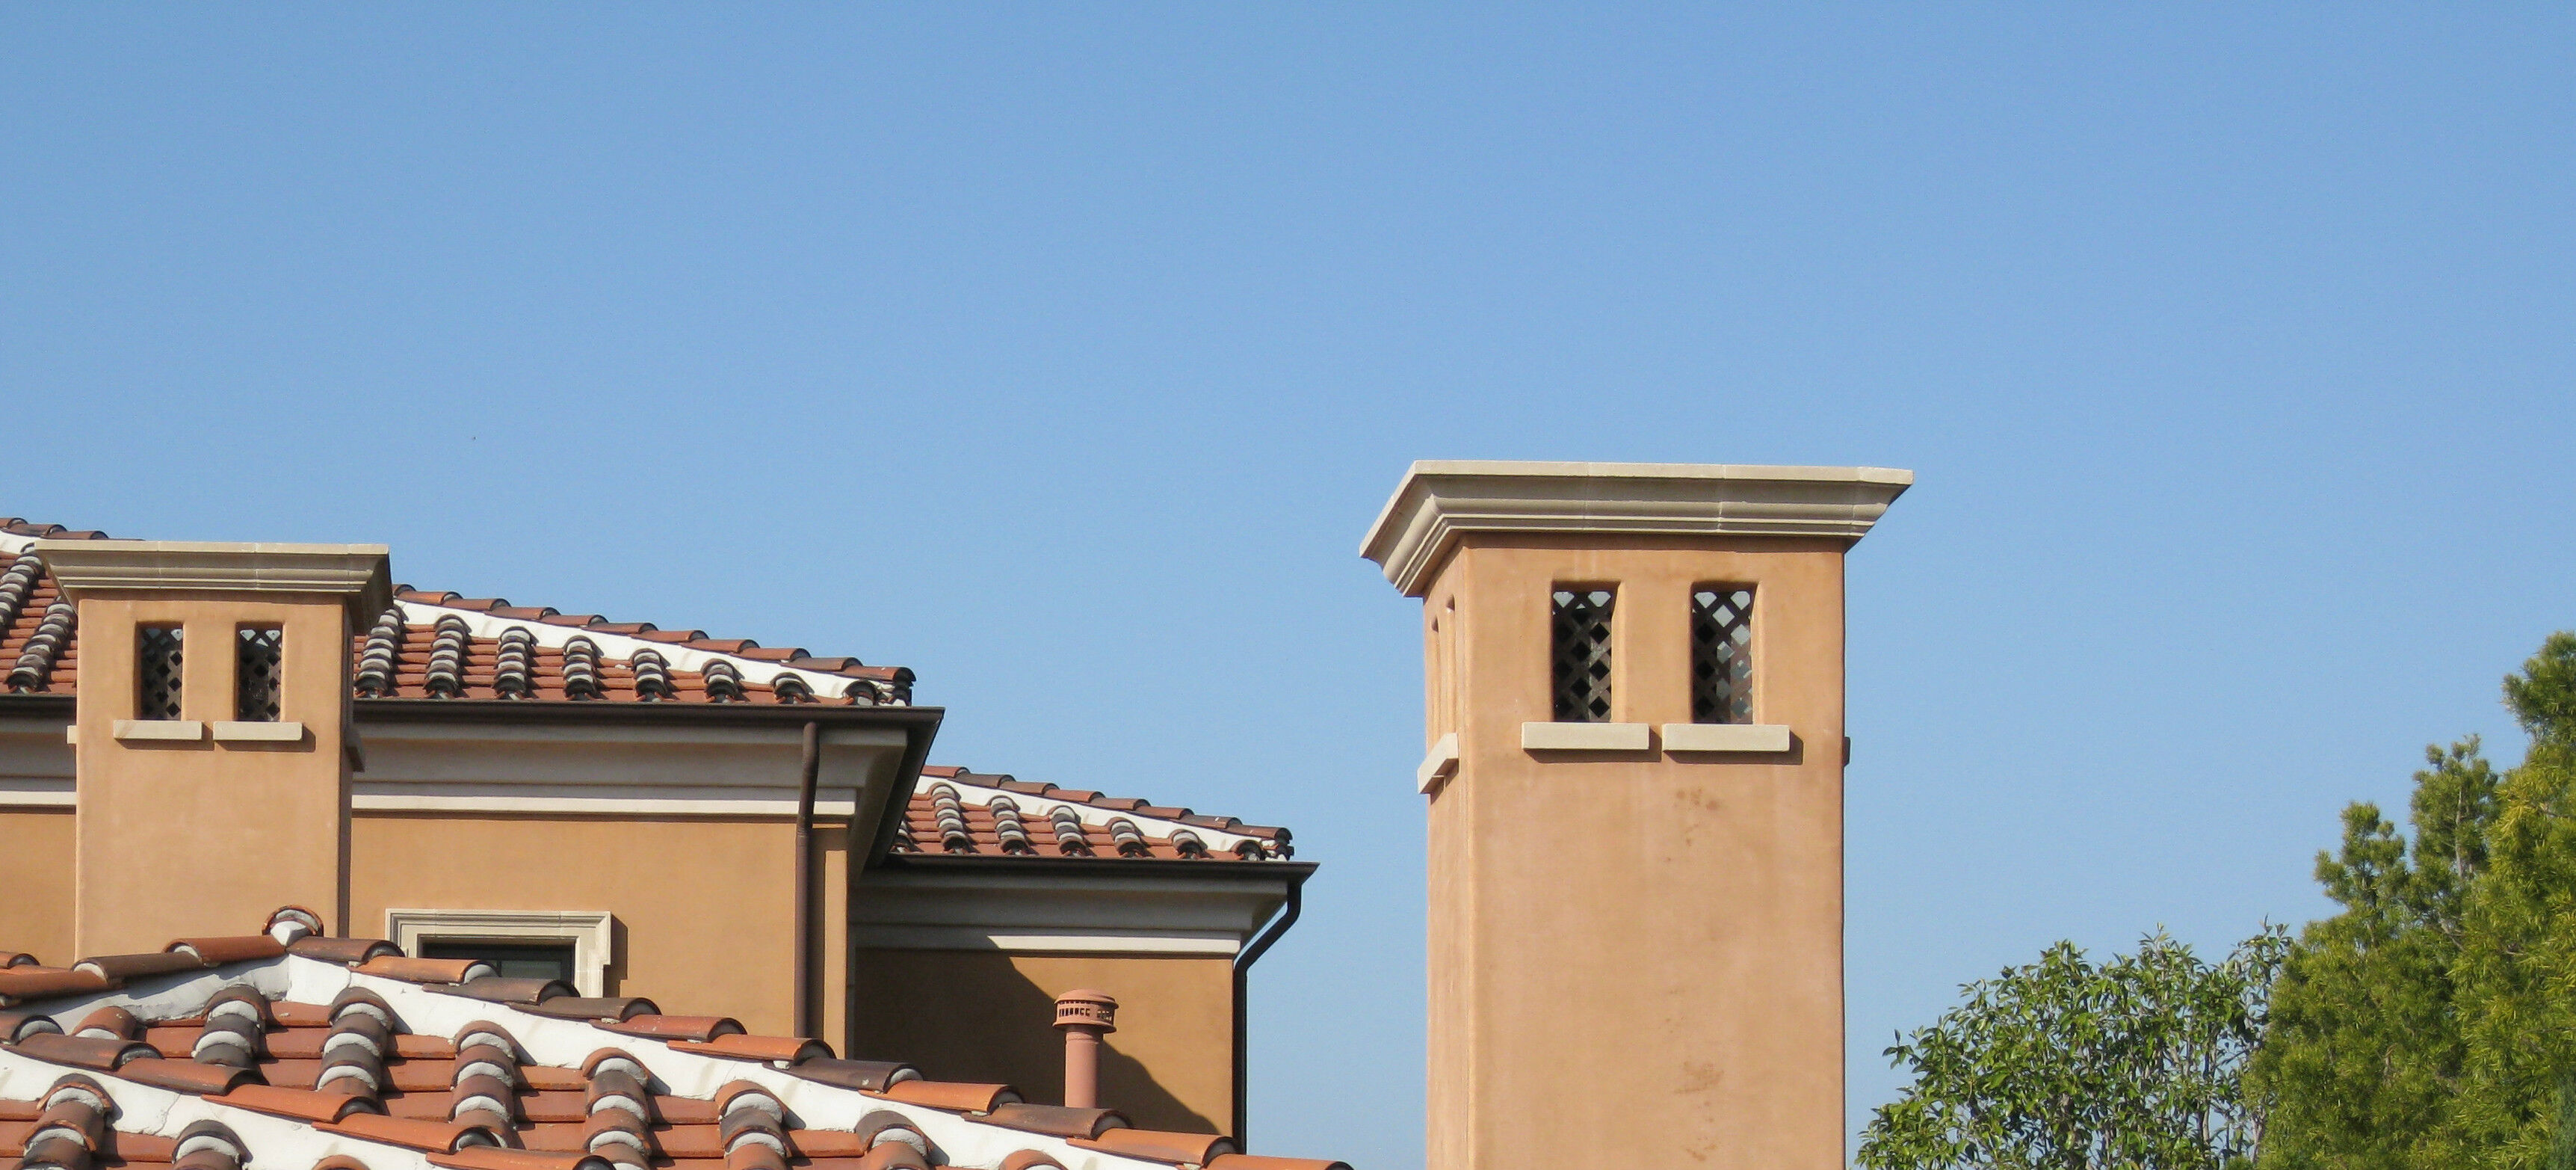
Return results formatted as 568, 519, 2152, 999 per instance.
385, 908, 615, 997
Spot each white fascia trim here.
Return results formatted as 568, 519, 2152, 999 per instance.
1519, 721, 1653, 751
926, 774, 1273, 855
398, 600, 878, 704
852, 926, 1242, 955
0, 778, 74, 807
1359, 460, 1915, 597
354, 783, 860, 818
386, 908, 615, 997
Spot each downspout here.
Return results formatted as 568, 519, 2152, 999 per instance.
1230, 876, 1304, 1151
794, 721, 821, 1039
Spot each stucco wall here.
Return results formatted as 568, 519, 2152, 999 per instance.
1425, 533, 1849, 1170
73, 594, 354, 956
0, 808, 73, 961
351, 813, 850, 1041
848, 949, 1235, 1134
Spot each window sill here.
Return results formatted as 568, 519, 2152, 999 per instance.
1416, 733, 1460, 794
112, 719, 204, 742
214, 721, 305, 744
1661, 723, 1794, 754
1520, 722, 1652, 752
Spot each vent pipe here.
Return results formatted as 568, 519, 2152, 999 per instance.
1054, 990, 1117, 1109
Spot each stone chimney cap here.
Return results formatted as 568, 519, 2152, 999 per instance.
33, 540, 393, 618
1360, 461, 1914, 597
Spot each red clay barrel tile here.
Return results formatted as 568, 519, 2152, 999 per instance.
599, 1017, 742, 1043
6, 1035, 154, 1072
0, 969, 114, 1003
877, 1081, 1018, 1114
355, 956, 491, 985
664, 1036, 830, 1065
209, 1086, 380, 1124
164, 938, 287, 966
427, 1148, 614, 1170
72, 953, 206, 982
288, 939, 402, 967
318, 1115, 495, 1154
1204, 1157, 1358, 1170
981, 1104, 1128, 1140
114, 1059, 256, 1096
1071, 1130, 1241, 1166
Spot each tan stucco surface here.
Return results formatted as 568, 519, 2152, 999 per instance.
73, 594, 354, 956
351, 813, 849, 1041
0, 809, 73, 961
1423, 533, 1849, 1170
848, 949, 1235, 1135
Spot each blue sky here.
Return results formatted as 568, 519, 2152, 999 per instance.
5, 7, 2572, 1166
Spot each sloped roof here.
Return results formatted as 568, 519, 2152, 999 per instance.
0, 523, 907, 707
0, 518, 1296, 863
0, 911, 1347, 1170
893, 771, 1290, 863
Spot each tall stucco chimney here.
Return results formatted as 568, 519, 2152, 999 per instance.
36, 540, 390, 956
1361, 461, 1909, 1170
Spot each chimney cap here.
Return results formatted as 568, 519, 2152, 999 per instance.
1359, 461, 1914, 597
33, 540, 394, 618
1054, 990, 1116, 1032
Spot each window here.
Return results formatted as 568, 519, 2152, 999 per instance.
421, 938, 578, 984
1551, 588, 1616, 722
137, 625, 185, 720
386, 908, 615, 995
1691, 586, 1755, 724
235, 626, 283, 721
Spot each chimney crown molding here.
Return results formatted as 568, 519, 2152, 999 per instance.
34, 540, 394, 617
1359, 461, 1912, 597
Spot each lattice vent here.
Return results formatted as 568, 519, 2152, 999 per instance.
235, 627, 283, 721
1690, 586, 1754, 724
138, 626, 184, 720
1550, 588, 1616, 722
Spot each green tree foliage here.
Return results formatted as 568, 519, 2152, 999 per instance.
1859, 634, 2576, 1169
1858, 930, 2288, 1170
2252, 632, 2576, 1169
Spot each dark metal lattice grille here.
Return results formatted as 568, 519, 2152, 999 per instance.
236, 627, 284, 721
1551, 588, 1616, 722
1690, 587, 1754, 724
137, 626, 185, 721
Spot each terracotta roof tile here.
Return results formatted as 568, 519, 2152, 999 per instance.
0, 522, 1293, 867
0, 911, 1347, 1170
889, 774, 1291, 863
0, 907, 1339, 1165
0, 528, 906, 706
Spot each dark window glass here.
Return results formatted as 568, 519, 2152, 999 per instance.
138, 626, 185, 720
1690, 587, 1755, 724
1550, 588, 1616, 722
420, 938, 577, 984
236, 626, 283, 721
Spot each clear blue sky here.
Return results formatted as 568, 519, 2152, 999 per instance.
6, 7, 2572, 1166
